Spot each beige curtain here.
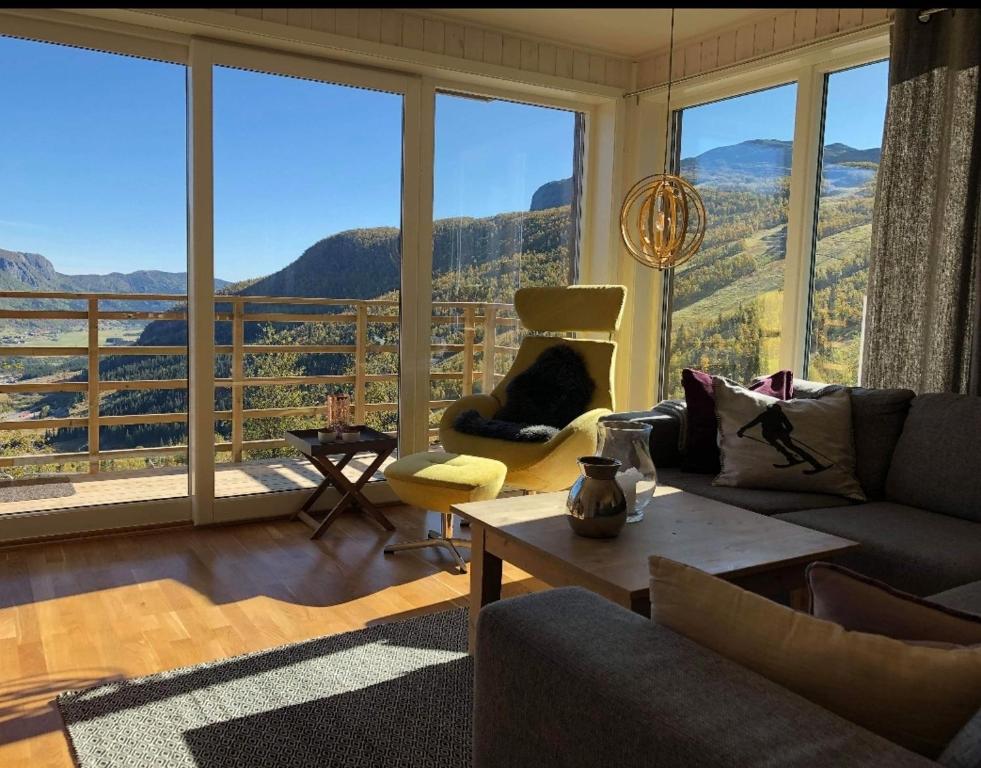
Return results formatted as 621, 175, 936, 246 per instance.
861, 8, 981, 394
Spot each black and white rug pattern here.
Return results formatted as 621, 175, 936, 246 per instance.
58, 609, 472, 768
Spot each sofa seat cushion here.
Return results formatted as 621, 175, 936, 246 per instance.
658, 467, 854, 515
930, 582, 981, 617
818, 387, 915, 499
886, 393, 981, 522
776, 502, 981, 596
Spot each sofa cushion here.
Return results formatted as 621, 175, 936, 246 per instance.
776, 502, 981, 596
886, 393, 981, 522
931, 582, 981, 617
806, 562, 981, 645
801, 385, 914, 498
658, 467, 854, 515
680, 368, 793, 474
714, 381, 865, 501
649, 556, 981, 758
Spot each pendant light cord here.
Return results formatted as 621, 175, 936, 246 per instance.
663, 7, 676, 175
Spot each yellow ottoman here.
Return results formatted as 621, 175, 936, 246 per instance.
384, 452, 507, 573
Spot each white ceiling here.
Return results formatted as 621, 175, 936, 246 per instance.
427, 8, 781, 59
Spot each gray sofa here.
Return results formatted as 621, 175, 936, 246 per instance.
468, 388, 981, 767
614, 386, 981, 602
473, 588, 941, 767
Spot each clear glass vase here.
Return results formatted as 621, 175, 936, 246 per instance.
597, 420, 657, 523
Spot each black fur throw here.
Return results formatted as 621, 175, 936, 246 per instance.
453, 410, 560, 443
453, 343, 596, 443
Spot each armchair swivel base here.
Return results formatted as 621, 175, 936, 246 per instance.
382, 452, 507, 574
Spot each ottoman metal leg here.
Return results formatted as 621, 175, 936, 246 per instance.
384, 512, 470, 574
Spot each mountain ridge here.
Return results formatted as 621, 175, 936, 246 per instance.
0, 248, 229, 296
681, 138, 880, 188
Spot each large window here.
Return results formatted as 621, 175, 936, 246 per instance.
0, 34, 188, 515
659, 56, 889, 397
806, 60, 888, 384
428, 93, 582, 443
663, 83, 797, 397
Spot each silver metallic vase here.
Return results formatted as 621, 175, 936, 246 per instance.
566, 456, 627, 539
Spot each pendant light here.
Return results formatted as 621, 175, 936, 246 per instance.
620, 8, 706, 270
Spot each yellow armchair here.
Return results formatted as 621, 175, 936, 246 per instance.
438, 286, 626, 493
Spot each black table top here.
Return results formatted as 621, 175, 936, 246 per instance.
285, 426, 396, 456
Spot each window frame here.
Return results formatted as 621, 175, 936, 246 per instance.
803, 57, 889, 383
646, 29, 890, 399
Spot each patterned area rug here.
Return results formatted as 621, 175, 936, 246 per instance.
58, 609, 471, 767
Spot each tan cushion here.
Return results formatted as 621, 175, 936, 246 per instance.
649, 556, 981, 757
807, 562, 981, 646
712, 378, 865, 501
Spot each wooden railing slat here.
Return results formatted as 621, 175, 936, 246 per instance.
87, 298, 100, 474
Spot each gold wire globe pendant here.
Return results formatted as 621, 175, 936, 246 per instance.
620, 173, 706, 270
619, 7, 706, 271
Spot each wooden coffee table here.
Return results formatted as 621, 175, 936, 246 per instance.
451, 485, 858, 651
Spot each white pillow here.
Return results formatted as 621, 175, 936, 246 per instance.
712, 377, 865, 500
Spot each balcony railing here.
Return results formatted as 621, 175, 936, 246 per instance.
0, 291, 518, 476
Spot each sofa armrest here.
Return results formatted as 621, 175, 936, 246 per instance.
474, 588, 934, 768
604, 403, 683, 467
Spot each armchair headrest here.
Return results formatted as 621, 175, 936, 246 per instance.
514, 285, 626, 333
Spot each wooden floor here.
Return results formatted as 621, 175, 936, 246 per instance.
0, 506, 543, 768
0, 455, 395, 515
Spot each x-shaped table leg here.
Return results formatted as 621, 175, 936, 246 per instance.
305, 449, 395, 539
293, 452, 356, 518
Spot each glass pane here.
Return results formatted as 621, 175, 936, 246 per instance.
807, 61, 888, 384
663, 82, 797, 398
211, 65, 402, 497
429, 94, 581, 447
0, 35, 188, 515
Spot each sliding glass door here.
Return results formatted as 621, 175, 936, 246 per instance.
209, 58, 406, 501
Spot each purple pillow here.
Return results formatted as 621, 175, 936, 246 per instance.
680, 368, 793, 473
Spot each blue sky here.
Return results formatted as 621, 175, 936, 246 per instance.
1, 34, 885, 282
0, 35, 575, 282
680, 59, 888, 159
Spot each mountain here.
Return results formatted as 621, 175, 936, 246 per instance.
0, 248, 229, 305
681, 139, 880, 190
530, 177, 573, 211
135, 204, 573, 347
822, 142, 881, 163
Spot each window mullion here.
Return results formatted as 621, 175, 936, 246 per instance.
780, 66, 826, 376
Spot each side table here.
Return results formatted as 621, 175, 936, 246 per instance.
285, 427, 396, 539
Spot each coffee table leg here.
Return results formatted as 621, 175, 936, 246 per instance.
468, 523, 502, 655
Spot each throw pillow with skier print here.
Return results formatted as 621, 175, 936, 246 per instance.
712, 377, 866, 501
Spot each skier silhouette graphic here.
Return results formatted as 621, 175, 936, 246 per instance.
736, 403, 830, 474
